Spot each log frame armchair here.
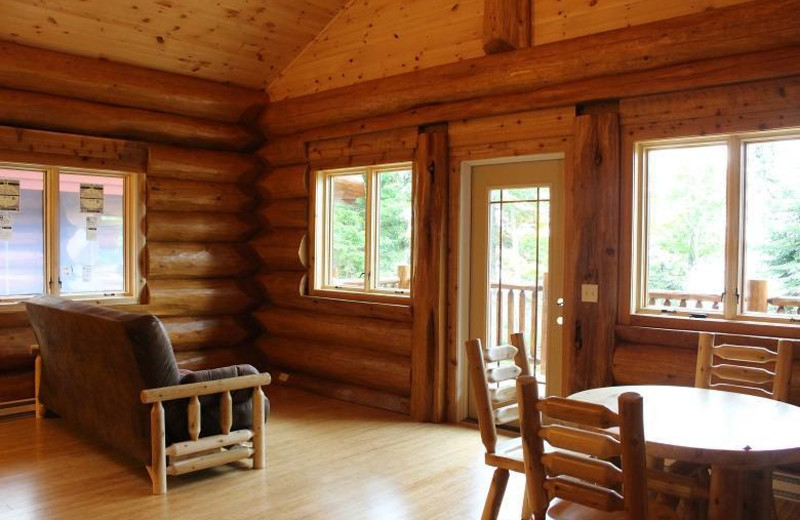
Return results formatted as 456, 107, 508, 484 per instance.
26, 296, 271, 495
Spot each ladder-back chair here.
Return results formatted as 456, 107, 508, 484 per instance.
516, 375, 679, 520
465, 333, 531, 520
695, 332, 794, 401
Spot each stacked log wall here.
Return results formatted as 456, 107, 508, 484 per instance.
252, 127, 418, 414
0, 43, 268, 403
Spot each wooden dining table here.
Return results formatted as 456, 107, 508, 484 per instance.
570, 385, 800, 520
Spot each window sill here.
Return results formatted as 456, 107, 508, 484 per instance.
0, 294, 141, 313
628, 312, 800, 339
307, 289, 411, 307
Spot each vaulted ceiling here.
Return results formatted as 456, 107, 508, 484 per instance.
0, 0, 350, 90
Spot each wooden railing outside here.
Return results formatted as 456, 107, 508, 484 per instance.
647, 290, 722, 310
648, 279, 800, 315
489, 274, 548, 379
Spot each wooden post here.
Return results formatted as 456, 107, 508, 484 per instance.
564, 110, 620, 394
695, 332, 715, 389
411, 124, 448, 422
746, 279, 769, 312
618, 392, 648, 520
397, 264, 411, 289
30, 344, 44, 419
483, 0, 532, 54
510, 333, 531, 377
465, 339, 498, 454
773, 340, 794, 402
220, 391, 233, 435
187, 395, 201, 441
150, 402, 167, 495
539, 273, 549, 377
516, 375, 549, 519
506, 289, 515, 343
252, 386, 266, 469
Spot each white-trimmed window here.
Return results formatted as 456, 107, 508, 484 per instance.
312, 162, 413, 300
0, 163, 141, 305
633, 128, 800, 324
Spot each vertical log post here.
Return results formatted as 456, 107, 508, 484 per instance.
618, 392, 648, 520
150, 402, 167, 495
30, 344, 44, 418
411, 124, 448, 422
220, 390, 233, 435
483, 0, 532, 54
564, 109, 620, 394
252, 386, 266, 469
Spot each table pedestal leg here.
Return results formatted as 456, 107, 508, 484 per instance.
709, 466, 774, 520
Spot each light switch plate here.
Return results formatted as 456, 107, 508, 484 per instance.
581, 284, 599, 303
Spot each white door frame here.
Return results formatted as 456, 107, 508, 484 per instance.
453, 153, 565, 422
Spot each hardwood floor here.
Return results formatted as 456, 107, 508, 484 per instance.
0, 386, 527, 520
1, 385, 798, 520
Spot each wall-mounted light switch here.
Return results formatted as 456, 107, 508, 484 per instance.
581, 284, 599, 303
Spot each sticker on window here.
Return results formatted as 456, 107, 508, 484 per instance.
0, 213, 12, 240
85, 215, 98, 241
79, 184, 104, 214
0, 179, 20, 212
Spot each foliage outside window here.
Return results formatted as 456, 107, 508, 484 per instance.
313, 163, 413, 299
633, 129, 800, 323
0, 163, 140, 305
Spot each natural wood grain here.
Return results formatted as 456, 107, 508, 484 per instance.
146, 178, 256, 213
143, 279, 262, 316
258, 165, 309, 200
160, 315, 259, 351
259, 198, 308, 229
251, 229, 308, 271
146, 212, 260, 243
147, 145, 261, 184
483, 0, 531, 54
0, 88, 260, 151
263, 0, 800, 134
410, 125, 448, 422
145, 242, 258, 280
564, 111, 619, 394
0, 4, 347, 93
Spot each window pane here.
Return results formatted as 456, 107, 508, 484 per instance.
329, 173, 366, 290
0, 169, 45, 297
375, 169, 412, 291
743, 138, 800, 316
59, 174, 125, 294
645, 145, 727, 311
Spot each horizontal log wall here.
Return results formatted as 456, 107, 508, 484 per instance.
0, 45, 267, 403
252, 127, 417, 414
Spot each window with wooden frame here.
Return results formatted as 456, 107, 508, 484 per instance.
311, 162, 413, 301
633, 128, 800, 324
0, 162, 141, 307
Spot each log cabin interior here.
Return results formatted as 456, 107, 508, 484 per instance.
1, 0, 800, 518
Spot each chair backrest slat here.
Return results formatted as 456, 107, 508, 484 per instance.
544, 477, 625, 513
493, 405, 519, 425
537, 397, 620, 429
696, 332, 795, 402
539, 424, 621, 459
483, 345, 518, 362
489, 386, 517, 409
542, 452, 624, 488
518, 376, 648, 520
486, 365, 522, 384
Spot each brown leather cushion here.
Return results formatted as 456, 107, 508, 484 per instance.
165, 364, 270, 444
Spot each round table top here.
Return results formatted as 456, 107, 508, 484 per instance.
570, 385, 800, 468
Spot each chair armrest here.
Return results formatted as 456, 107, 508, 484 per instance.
30, 344, 39, 356
140, 372, 271, 404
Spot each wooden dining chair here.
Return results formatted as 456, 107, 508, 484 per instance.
695, 332, 794, 401
516, 376, 680, 520
465, 333, 532, 520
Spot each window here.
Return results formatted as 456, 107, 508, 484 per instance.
0, 163, 141, 305
313, 163, 413, 299
633, 129, 800, 323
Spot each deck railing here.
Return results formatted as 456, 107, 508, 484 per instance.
489, 275, 548, 377
648, 279, 800, 315
647, 290, 722, 310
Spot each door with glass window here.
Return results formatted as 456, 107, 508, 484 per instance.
468, 158, 565, 416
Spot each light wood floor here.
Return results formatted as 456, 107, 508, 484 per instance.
1, 386, 798, 520
0, 386, 527, 520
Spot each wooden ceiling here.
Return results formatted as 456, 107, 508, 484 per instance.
0, 0, 350, 90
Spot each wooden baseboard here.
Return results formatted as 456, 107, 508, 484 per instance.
0, 398, 35, 419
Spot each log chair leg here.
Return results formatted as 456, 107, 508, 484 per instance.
252, 386, 266, 470
521, 489, 532, 520
482, 468, 510, 520
150, 402, 167, 495
33, 353, 45, 419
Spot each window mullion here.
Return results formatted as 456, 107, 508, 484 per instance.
45, 168, 60, 296
365, 168, 374, 293
724, 137, 742, 319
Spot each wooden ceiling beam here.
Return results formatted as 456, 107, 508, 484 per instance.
483, 0, 531, 54
0, 41, 268, 124
261, 0, 800, 136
